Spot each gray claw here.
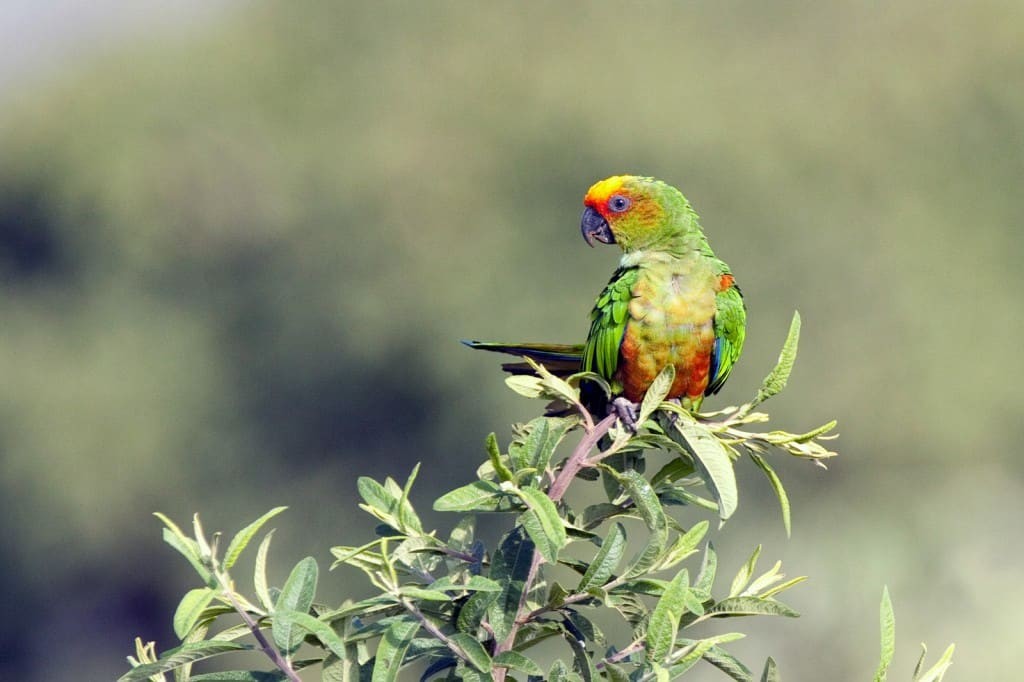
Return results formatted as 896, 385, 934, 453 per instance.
611, 397, 640, 432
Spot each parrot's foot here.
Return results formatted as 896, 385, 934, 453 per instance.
610, 397, 640, 432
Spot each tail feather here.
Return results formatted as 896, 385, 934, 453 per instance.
461, 340, 584, 367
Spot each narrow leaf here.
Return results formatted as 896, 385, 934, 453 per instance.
873, 586, 895, 682
729, 545, 762, 597
119, 642, 249, 681
271, 609, 347, 660
755, 311, 800, 405
708, 597, 799, 618
486, 432, 514, 481
516, 485, 567, 563
450, 633, 492, 673
493, 651, 543, 676
916, 644, 955, 682
253, 530, 275, 610
433, 480, 507, 512
670, 417, 738, 521
702, 645, 754, 682
615, 469, 666, 532
760, 657, 780, 682
577, 523, 626, 591
223, 507, 287, 570
638, 365, 675, 426
371, 618, 419, 682
647, 569, 690, 662
358, 478, 397, 518
505, 375, 544, 398
486, 529, 535, 642
173, 588, 216, 640
188, 672, 287, 681
272, 557, 319, 653
749, 453, 791, 537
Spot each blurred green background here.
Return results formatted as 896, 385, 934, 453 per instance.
1, 1, 1021, 679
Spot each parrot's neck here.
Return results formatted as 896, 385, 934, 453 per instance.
619, 231, 712, 268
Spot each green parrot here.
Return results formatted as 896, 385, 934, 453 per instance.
466, 175, 746, 424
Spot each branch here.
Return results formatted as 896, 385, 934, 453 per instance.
216, 574, 302, 682
491, 413, 617, 680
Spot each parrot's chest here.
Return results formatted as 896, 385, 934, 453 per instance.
617, 265, 717, 402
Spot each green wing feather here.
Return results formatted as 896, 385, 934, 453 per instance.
705, 282, 746, 395
582, 267, 640, 382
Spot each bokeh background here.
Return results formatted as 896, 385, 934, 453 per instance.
2, 2, 1021, 679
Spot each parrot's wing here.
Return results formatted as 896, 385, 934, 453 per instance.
582, 267, 639, 381
706, 280, 746, 395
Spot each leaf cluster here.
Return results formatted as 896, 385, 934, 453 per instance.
122, 312, 951, 681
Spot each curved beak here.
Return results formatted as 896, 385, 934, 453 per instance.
580, 206, 615, 247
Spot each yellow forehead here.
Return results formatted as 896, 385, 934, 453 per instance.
585, 175, 631, 205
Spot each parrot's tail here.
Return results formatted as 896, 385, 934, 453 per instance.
461, 340, 583, 375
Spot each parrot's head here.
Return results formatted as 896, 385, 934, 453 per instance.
581, 175, 698, 252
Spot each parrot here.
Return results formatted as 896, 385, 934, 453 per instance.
465, 175, 746, 426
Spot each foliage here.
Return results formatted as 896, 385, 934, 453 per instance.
122, 314, 951, 681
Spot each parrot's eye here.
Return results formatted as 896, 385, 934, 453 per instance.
608, 195, 631, 213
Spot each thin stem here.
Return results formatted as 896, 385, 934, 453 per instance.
217, 574, 302, 682
491, 413, 617, 681
600, 639, 645, 667
548, 413, 617, 502
400, 597, 472, 665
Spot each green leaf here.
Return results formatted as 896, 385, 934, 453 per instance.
358, 476, 396, 516
729, 545, 762, 597
667, 634, 745, 677
614, 469, 666, 533
915, 644, 955, 682
119, 641, 250, 681
749, 453, 791, 537
669, 417, 738, 521
173, 588, 216, 640
702, 645, 754, 682
434, 480, 507, 512
253, 530, 275, 610
760, 657, 780, 682
564, 625, 596, 682
486, 432, 514, 482
755, 311, 800, 405
457, 590, 498, 633
450, 633, 492, 673
708, 596, 799, 618
155, 513, 212, 585
487, 529, 535, 642
429, 575, 502, 593
638, 364, 675, 426
223, 507, 287, 570
650, 457, 696, 488
525, 357, 580, 404
505, 375, 544, 398
492, 650, 542, 676
658, 521, 709, 571
396, 463, 423, 533
371, 618, 419, 682
397, 586, 451, 601
188, 672, 287, 681
577, 522, 626, 591
272, 556, 319, 653
603, 662, 631, 682
694, 541, 718, 594
271, 609, 348, 660
647, 569, 690, 662
874, 586, 895, 682
516, 485, 567, 563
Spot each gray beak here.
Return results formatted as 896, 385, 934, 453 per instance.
580, 206, 615, 247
